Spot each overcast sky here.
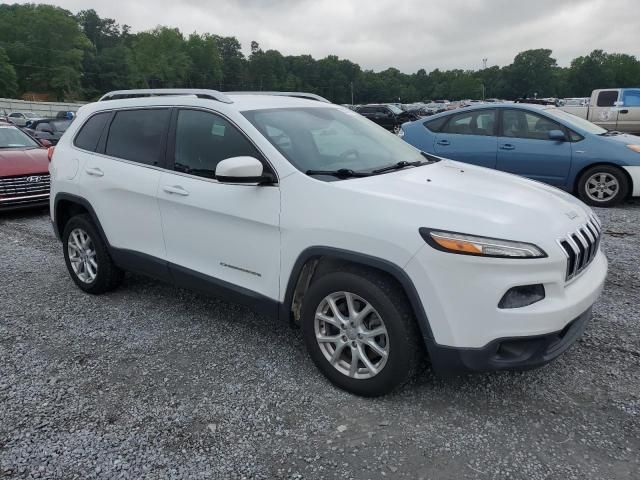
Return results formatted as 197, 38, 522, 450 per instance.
22, 0, 640, 72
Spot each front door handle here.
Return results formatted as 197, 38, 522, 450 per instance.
162, 185, 189, 196
436, 140, 450, 146
500, 144, 515, 150
85, 167, 104, 177
619, 109, 629, 114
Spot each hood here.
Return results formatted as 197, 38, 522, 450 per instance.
0, 148, 49, 177
335, 159, 593, 241
598, 131, 640, 146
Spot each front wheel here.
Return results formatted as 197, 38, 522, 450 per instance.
577, 165, 629, 207
301, 269, 422, 397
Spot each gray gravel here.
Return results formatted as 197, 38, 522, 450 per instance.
1, 200, 639, 479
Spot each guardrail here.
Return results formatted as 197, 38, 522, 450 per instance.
0, 97, 86, 117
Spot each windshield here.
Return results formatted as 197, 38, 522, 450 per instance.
0, 126, 40, 148
544, 108, 607, 135
51, 120, 71, 132
243, 107, 424, 175
24, 112, 37, 118
387, 104, 403, 115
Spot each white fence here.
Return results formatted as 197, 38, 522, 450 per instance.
0, 98, 86, 117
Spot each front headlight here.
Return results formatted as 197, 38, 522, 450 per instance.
626, 144, 640, 153
420, 228, 547, 258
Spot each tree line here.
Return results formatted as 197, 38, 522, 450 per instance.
0, 3, 639, 104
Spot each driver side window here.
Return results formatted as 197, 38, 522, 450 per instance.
501, 110, 563, 140
174, 109, 262, 179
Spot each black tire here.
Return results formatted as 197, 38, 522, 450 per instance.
577, 165, 629, 207
301, 267, 423, 397
62, 214, 123, 294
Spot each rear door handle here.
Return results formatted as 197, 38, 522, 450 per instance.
162, 185, 189, 196
436, 140, 450, 146
619, 109, 629, 114
500, 144, 515, 150
85, 167, 104, 177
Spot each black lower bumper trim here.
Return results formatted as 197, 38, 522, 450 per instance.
427, 307, 592, 376
0, 200, 49, 212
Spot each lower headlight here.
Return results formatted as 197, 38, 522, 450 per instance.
420, 228, 547, 258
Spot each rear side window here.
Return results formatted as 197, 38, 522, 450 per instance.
105, 109, 170, 166
423, 116, 448, 132
74, 112, 111, 152
596, 90, 619, 107
441, 110, 496, 136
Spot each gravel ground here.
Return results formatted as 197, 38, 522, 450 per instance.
1, 200, 639, 479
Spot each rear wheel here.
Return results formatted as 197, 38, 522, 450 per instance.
62, 214, 123, 294
577, 165, 629, 207
301, 268, 422, 396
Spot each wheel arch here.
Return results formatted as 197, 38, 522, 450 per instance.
281, 247, 435, 342
53, 193, 110, 245
572, 161, 633, 197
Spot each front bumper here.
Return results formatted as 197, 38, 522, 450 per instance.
427, 307, 592, 375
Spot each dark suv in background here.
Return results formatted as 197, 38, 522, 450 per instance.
356, 104, 420, 132
23, 118, 72, 145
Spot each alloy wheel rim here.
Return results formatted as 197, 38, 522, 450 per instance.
586, 172, 619, 202
68, 228, 98, 283
314, 291, 389, 379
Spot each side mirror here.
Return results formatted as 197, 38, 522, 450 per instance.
215, 156, 272, 184
614, 100, 624, 107
548, 129, 566, 141
39, 139, 53, 148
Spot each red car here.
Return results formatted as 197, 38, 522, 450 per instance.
0, 124, 52, 211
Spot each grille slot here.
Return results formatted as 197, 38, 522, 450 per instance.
558, 215, 602, 281
0, 174, 50, 206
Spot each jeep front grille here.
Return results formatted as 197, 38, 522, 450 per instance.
558, 215, 602, 281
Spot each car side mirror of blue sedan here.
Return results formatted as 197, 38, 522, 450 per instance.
548, 129, 566, 141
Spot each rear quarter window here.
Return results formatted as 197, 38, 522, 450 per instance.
74, 112, 111, 152
423, 116, 448, 132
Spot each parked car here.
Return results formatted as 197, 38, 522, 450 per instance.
23, 118, 72, 145
399, 103, 640, 207
0, 124, 52, 211
559, 88, 640, 134
356, 104, 420, 132
51, 89, 606, 396
56, 110, 76, 120
7, 111, 44, 127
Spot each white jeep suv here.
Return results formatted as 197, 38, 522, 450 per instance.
49, 89, 608, 396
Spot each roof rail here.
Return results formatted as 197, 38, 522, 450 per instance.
98, 89, 233, 104
225, 91, 331, 103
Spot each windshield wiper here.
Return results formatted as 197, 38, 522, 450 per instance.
372, 160, 428, 174
599, 130, 623, 136
306, 168, 372, 179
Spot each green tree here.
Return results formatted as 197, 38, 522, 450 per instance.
129, 27, 191, 88
0, 46, 17, 97
185, 33, 223, 88
508, 48, 558, 98
0, 3, 91, 99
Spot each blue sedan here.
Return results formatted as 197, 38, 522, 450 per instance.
399, 103, 640, 207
